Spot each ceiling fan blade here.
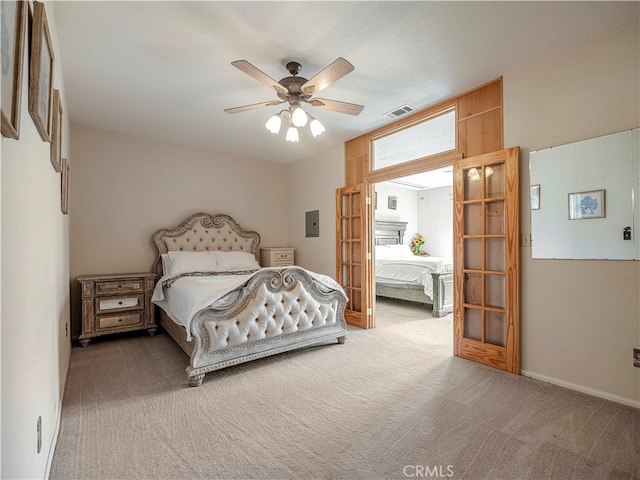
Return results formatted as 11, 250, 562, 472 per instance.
231, 60, 288, 95
301, 57, 355, 95
307, 98, 364, 116
224, 100, 285, 114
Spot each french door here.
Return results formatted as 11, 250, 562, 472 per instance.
336, 184, 373, 328
453, 147, 520, 373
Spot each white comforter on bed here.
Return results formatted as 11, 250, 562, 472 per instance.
152, 267, 345, 341
375, 245, 452, 298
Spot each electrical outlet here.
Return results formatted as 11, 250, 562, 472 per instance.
634, 348, 640, 368
37, 416, 42, 454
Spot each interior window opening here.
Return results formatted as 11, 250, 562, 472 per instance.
371, 109, 456, 171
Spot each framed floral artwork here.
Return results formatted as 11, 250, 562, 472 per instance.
50, 89, 62, 171
568, 189, 605, 220
28, 1, 55, 142
1, 0, 27, 139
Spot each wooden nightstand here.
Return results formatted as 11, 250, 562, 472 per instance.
260, 247, 295, 267
77, 272, 156, 347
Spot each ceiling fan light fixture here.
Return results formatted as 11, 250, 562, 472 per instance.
309, 117, 325, 137
286, 125, 299, 142
290, 105, 308, 127
265, 113, 282, 134
227, 58, 363, 143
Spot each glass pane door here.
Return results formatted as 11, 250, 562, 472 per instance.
336, 184, 371, 328
462, 162, 506, 345
454, 149, 520, 373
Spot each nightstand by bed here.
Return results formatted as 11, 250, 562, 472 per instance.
77, 272, 156, 347
260, 247, 295, 267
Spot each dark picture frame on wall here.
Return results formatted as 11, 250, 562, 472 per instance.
50, 89, 63, 172
28, 1, 55, 142
1, 0, 27, 139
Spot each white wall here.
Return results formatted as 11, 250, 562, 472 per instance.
504, 20, 640, 405
418, 186, 453, 257
1, 2, 72, 478
69, 124, 290, 337
374, 183, 419, 244
371, 183, 452, 257
287, 143, 344, 276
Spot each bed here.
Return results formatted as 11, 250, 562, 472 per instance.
151, 212, 348, 386
374, 220, 453, 317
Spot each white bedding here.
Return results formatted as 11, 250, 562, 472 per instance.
152, 267, 345, 341
375, 245, 452, 298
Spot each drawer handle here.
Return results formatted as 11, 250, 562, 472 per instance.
118, 301, 123, 305
118, 318, 123, 322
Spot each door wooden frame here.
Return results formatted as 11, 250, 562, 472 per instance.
341, 78, 505, 333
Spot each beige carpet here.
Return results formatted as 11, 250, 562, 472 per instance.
51, 298, 639, 480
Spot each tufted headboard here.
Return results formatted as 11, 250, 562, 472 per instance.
152, 213, 261, 276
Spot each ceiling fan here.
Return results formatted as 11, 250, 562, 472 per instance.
224, 57, 364, 141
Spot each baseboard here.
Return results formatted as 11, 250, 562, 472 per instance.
521, 369, 640, 409
44, 399, 63, 479
45, 349, 71, 479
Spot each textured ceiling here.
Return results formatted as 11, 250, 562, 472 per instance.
53, 1, 639, 164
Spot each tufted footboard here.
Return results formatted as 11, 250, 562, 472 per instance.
185, 267, 348, 386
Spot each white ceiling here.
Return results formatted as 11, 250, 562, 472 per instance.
52, 1, 639, 165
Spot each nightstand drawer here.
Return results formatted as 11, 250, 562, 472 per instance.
261, 248, 295, 267
97, 313, 143, 330
96, 279, 144, 295
274, 251, 293, 261
96, 294, 143, 313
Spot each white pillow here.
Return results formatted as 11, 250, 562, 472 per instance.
375, 245, 392, 259
165, 251, 219, 275
161, 254, 172, 274
388, 244, 413, 258
215, 251, 260, 272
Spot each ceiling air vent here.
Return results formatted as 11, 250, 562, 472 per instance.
383, 104, 415, 119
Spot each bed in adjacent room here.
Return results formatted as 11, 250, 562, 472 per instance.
151, 212, 348, 386
374, 220, 453, 317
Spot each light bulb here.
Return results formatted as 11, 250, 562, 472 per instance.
309, 118, 325, 137
485, 166, 494, 177
286, 126, 299, 142
291, 106, 308, 127
265, 114, 281, 134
